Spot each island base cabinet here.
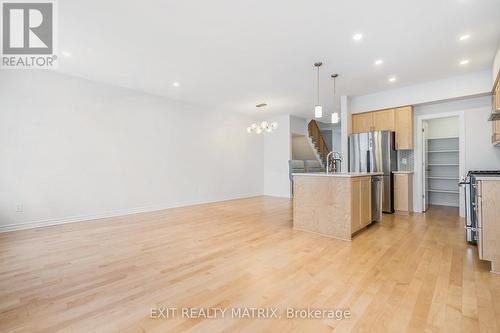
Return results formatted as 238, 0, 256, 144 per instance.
477, 180, 500, 273
293, 175, 373, 241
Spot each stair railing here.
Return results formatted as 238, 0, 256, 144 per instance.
307, 120, 329, 165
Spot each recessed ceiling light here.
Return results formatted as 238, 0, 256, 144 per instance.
388, 76, 397, 83
374, 59, 383, 66
172, 82, 180, 87
459, 59, 469, 65
353, 33, 363, 41
459, 34, 470, 41
61, 51, 71, 57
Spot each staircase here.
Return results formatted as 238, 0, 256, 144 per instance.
307, 120, 330, 168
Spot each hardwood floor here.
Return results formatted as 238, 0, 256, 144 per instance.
1, 196, 499, 333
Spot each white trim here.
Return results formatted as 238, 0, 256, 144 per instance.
414, 111, 466, 217
340, 96, 351, 172
0, 194, 260, 233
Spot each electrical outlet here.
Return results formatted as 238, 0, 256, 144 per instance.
15, 203, 23, 213
402, 158, 408, 165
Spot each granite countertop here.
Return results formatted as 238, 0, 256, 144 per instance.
292, 172, 383, 178
393, 171, 414, 174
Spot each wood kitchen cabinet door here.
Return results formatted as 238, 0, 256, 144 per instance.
395, 106, 414, 150
351, 177, 371, 233
479, 180, 500, 272
350, 178, 362, 233
352, 113, 373, 133
373, 109, 395, 131
394, 173, 413, 214
359, 176, 372, 227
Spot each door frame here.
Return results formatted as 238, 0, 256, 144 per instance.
414, 111, 466, 217
422, 121, 429, 211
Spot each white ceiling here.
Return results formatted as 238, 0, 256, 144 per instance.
57, 0, 500, 119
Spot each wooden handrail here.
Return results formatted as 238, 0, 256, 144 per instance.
307, 120, 330, 164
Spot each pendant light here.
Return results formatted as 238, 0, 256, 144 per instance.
331, 73, 339, 124
314, 62, 323, 118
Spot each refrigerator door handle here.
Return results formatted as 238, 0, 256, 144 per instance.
366, 150, 371, 172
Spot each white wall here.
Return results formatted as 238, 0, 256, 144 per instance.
291, 136, 316, 160
413, 96, 500, 214
0, 71, 264, 231
415, 96, 500, 170
426, 116, 459, 139
332, 126, 341, 153
263, 115, 291, 198
317, 121, 342, 153
290, 116, 307, 136
340, 96, 351, 172
493, 43, 500, 82
350, 70, 492, 113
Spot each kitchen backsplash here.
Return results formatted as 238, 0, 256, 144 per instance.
397, 150, 414, 171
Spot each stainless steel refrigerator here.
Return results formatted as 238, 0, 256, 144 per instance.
348, 131, 397, 213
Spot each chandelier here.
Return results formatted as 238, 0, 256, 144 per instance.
246, 103, 278, 134
247, 120, 278, 134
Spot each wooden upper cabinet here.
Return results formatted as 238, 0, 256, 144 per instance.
493, 71, 500, 146
373, 109, 395, 131
395, 106, 414, 150
493, 120, 500, 146
351, 106, 413, 150
352, 112, 373, 133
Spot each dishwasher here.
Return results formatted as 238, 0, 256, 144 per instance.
371, 176, 383, 222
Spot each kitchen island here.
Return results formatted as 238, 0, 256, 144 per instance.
292, 172, 383, 241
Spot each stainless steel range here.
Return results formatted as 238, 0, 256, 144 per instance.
459, 170, 500, 244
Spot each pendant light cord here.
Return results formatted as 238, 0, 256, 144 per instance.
333, 76, 336, 112
316, 66, 320, 105
331, 74, 339, 114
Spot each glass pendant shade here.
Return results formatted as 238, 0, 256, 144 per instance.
313, 62, 323, 119
315, 105, 323, 118
331, 112, 339, 124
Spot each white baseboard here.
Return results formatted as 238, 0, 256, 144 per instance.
0, 194, 261, 233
